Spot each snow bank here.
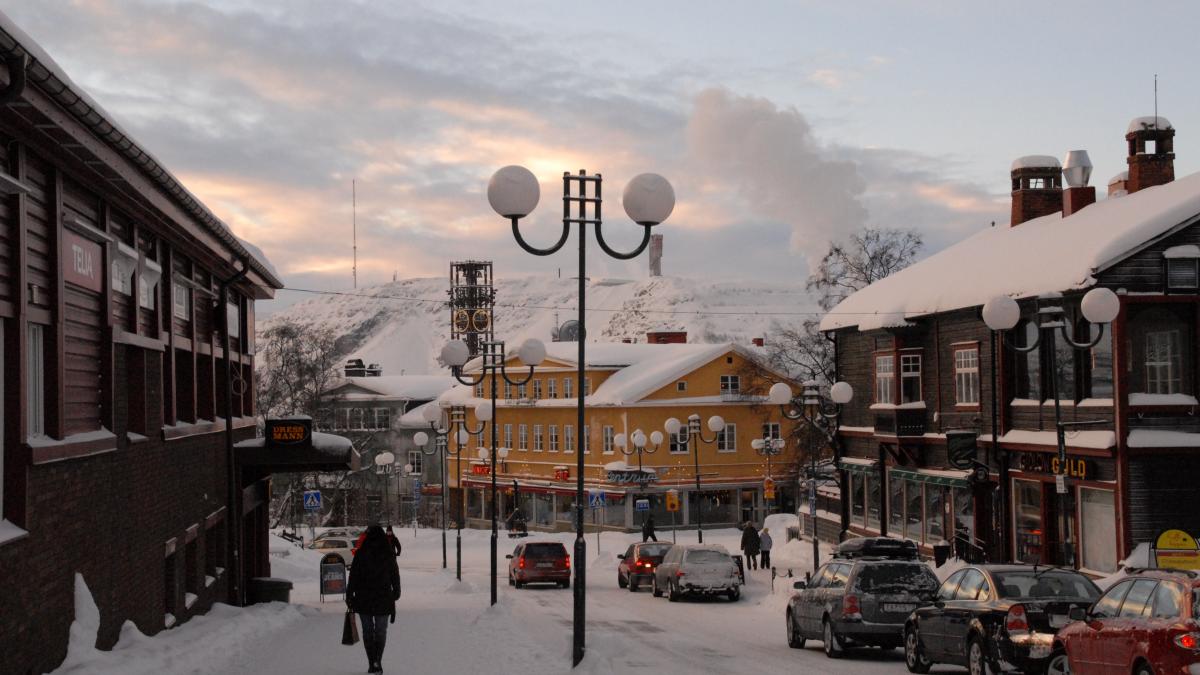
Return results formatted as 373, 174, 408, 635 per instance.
933, 556, 969, 582
762, 513, 799, 538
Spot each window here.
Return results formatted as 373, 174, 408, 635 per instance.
518, 424, 528, 450
1167, 258, 1199, 289
676, 381, 686, 392
762, 422, 780, 440
138, 277, 156, 310
1092, 580, 1133, 619
1080, 488, 1117, 572
547, 379, 557, 398
173, 285, 190, 321
867, 474, 881, 530
1151, 581, 1185, 619
375, 408, 391, 431
901, 354, 922, 403
602, 426, 614, 454
564, 425, 574, 453
1119, 579, 1159, 618
889, 476, 904, 536
1146, 329, 1182, 394
1016, 321, 1041, 400
955, 569, 986, 600
875, 355, 894, 404
717, 422, 737, 452
549, 425, 559, 452
112, 261, 133, 296
1087, 325, 1114, 399
669, 426, 689, 453
27, 324, 45, 438
351, 408, 365, 430
905, 479, 923, 542
335, 408, 349, 430
954, 348, 980, 405
533, 380, 542, 399
720, 375, 740, 395
407, 451, 423, 475
504, 382, 512, 399
1014, 479, 1043, 563
517, 383, 526, 399
583, 425, 589, 453
924, 484, 944, 543
939, 570, 966, 601
533, 424, 543, 451
583, 378, 591, 396
851, 473, 865, 525
475, 382, 484, 398
563, 378, 573, 398
227, 300, 241, 340
503, 424, 512, 449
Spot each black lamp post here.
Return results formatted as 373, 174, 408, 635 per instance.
439, 339, 541, 606
413, 414, 469, 576
663, 414, 726, 544
981, 287, 1118, 565
751, 435, 785, 517
768, 380, 853, 574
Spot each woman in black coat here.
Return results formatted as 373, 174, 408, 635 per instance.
348, 525, 401, 674
740, 522, 761, 570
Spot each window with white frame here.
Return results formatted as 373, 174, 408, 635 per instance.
375, 408, 391, 430
875, 355, 895, 404
335, 408, 349, 430
502, 424, 512, 449
901, 353, 922, 403
954, 348, 980, 405
27, 324, 45, 438
677, 381, 686, 392
563, 378, 573, 398
1146, 329, 1182, 394
669, 426, 689, 453
717, 422, 737, 452
504, 381, 512, 399
517, 383, 526, 399
583, 425, 590, 453
227, 300, 241, 340
602, 425, 614, 454
549, 425, 559, 452
533, 424, 544, 451
408, 451, 423, 475
475, 382, 484, 398
351, 408, 365, 430
762, 422, 781, 440
547, 379, 557, 398
173, 284, 190, 321
518, 424, 528, 450
533, 380, 542, 399
720, 375, 740, 394
564, 425, 574, 453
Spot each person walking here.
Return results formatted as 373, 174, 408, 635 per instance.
385, 526, 402, 557
347, 525, 401, 674
642, 513, 658, 542
740, 522, 761, 571
759, 527, 773, 570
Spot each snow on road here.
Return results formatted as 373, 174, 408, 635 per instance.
56, 526, 966, 674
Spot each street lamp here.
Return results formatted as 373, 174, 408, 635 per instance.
616, 428, 662, 471
751, 435, 786, 516
982, 287, 1118, 565
769, 379, 853, 573
440, 338, 542, 606
664, 414, 725, 544
373, 451, 396, 524
490, 165, 674, 666
415, 403, 478, 581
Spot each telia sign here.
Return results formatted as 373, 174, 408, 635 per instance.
61, 230, 102, 293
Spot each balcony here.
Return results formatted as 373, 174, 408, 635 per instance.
720, 390, 752, 402
872, 404, 927, 437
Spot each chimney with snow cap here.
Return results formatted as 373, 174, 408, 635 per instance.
1126, 116, 1175, 193
1108, 171, 1129, 197
1010, 155, 1063, 226
1062, 150, 1096, 217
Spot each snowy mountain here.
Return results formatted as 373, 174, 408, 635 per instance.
258, 275, 816, 376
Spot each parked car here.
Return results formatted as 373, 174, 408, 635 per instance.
313, 528, 361, 544
787, 538, 939, 658
1048, 568, 1200, 674
652, 544, 741, 602
310, 537, 355, 566
904, 564, 1100, 674
618, 542, 672, 592
506, 541, 571, 588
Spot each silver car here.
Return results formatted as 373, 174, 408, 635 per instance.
652, 544, 741, 602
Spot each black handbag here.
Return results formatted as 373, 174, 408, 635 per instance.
342, 610, 359, 646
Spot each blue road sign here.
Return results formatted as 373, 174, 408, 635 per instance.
588, 491, 606, 509
413, 479, 422, 505
303, 490, 322, 512
634, 498, 650, 512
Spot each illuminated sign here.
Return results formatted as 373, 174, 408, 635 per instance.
265, 418, 313, 450
606, 469, 657, 485
1016, 452, 1091, 480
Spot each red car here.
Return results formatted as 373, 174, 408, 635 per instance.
507, 541, 571, 588
617, 542, 672, 592
1050, 569, 1200, 674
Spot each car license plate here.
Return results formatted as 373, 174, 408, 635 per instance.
537, 562, 553, 568
884, 603, 915, 614
1049, 614, 1069, 628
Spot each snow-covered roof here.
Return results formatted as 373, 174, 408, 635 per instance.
1010, 155, 1062, 171
821, 171, 1200, 332
1127, 116, 1173, 133
326, 375, 456, 401
398, 400, 439, 429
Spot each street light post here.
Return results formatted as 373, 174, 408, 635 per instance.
413, 423, 468, 573
373, 451, 396, 524
416, 403, 481, 581
751, 436, 785, 517
663, 414, 725, 544
489, 165, 675, 667
982, 288, 1119, 565
768, 379, 853, 574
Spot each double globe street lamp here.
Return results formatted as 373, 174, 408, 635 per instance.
414, 403, 480, 580
663, 414, 725, 544
489, 165, 675, 666
750, 435, 786, 514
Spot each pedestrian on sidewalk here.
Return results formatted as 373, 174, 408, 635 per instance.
740, 522, 760, 570
642, 513, 658, 542
347, 525, 401, 674
385, 526, 402, 557
759, 527, 773, 570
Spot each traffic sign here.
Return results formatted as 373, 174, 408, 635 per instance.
665, 490, 680, 513
588, 491, 607, 509
413, 479, 422, 505
763, 477, 776, 500
634, 498, 650, 512
303, 490, 322, 512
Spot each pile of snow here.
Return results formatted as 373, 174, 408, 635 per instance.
762, 513, 799, 537
932, 556, 969, 582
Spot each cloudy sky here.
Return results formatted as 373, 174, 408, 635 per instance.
5, 1, 1198, 314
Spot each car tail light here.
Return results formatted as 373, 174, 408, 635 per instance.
563, 555, 571, 569
637, 558, 653, 568
1174, 632, 1200, 650
518, 556, 526, 569
842, 594, 863, 621
1006, 604, 1030, 633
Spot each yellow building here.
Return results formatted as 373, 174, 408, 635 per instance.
439, 342, 801, 532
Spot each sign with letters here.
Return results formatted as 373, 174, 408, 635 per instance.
606, 469, 658, 485
1016, 452, 1092, 480
266, 417, 313, 450
1153, 529, 1200, 571
62, 230, 103, 293
320, 561, 346, 600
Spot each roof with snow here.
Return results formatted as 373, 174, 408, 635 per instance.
821, 172, 1200, 332
324, 375, 456, 401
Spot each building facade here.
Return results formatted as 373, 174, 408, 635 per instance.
823, 117, 1200, 575
0, 17, 283, 674
436, 340, 801, 533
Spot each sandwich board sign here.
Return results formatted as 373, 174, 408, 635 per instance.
320, 561, 347, 602
1153, 529, 1200, 571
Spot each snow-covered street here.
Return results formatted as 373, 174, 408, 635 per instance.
54, 526, 969, 675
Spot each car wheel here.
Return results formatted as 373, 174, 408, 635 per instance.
629, 578, 638, 592
652, 577, 663, 598
514, 577, 524, 589
618, 573, 627, 589
786, 611, 805, 649
727, 587, 740, 602
967, 636, 991, 675
668, 580, 680, 602
560, 579, 570, 589
823, 618, 843, 659
508, 573, 515, 587
1045, 650, 1070, 675
904, 626, 932, 674
1134, 664, 1155, 675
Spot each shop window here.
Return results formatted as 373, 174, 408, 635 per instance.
875, 355, 894, 404
716, 422, 737, 452
26, 323, 45, 438
602, 425, 614, 454
924, 485, 944, 543
888, 476, 903, 536
953, 487, 975, 553
669, 426, 689, 454
564, 425, 574, 453
851, 474, 865, 525
518, 424, 528, 450
1013, 479, 1043, 563
534, 424, 544, 452
1080, 488, 1116, 573
900, 354, 922, 403
549, 425, 559, 452
905, 481, 923, 542
954, 348, 980, 405
867, 475, 881, 530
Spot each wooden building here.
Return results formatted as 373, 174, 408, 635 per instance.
822, 117, 1200, 575
0, 16, 287, 674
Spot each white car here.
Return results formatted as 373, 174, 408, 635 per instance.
311, 537, 356, 566
652, 544, 741, 602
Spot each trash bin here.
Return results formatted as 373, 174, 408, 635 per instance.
732, 554, 745, 583
933, 540, 951, 568
247, 577, 294, 605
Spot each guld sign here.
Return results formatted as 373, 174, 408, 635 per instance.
1016, 452, 1092, 480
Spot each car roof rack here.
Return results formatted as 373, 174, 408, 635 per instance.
833, 537, 919, 560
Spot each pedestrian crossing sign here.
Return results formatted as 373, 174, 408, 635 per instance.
303, 490, 322, 511
588, 491, 606, 509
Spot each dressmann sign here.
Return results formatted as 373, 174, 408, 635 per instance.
265, 418, 313, 451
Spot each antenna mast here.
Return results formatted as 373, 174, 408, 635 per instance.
1154, 73, 1159, 129
352, 179, 358, 289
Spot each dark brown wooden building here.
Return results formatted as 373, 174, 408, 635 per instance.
822, 117, 1200, 576
0, 17, 294, 674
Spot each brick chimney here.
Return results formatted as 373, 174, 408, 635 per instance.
1126, 116, 1175, 193
752, 337, 765, 347
1107, 171, 1129, 197
1010, 155, 1063, 225
646, 330, 686, 344
1061, 150, 1096, 217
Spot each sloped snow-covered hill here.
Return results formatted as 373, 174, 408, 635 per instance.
259, 275, 815, 376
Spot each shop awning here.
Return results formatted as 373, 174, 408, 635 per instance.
838, 458, 878, 473
889, 467, 970, 488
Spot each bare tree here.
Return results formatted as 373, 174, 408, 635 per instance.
806, 227, 923, 311
255, 319, 341, 419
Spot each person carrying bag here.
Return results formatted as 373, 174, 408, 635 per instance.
342, 608, 360, 646
347, 525, 401, 673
